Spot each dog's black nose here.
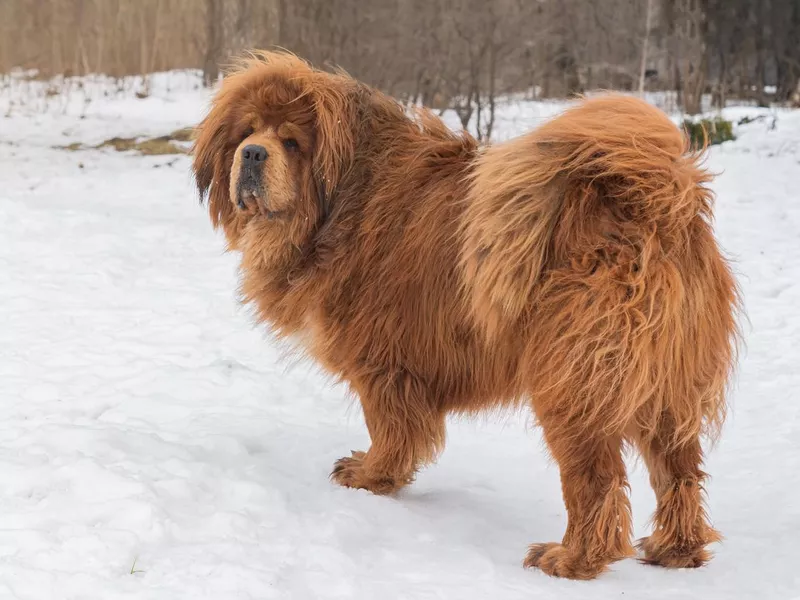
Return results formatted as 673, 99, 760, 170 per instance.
242, 144, 267, 164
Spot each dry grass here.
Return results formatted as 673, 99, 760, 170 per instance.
56, 127, 194, 156
168, 127, 195, 142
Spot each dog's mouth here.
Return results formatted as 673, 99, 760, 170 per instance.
236, 175, 287, 221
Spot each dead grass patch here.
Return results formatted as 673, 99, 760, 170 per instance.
56, 126, 195, 155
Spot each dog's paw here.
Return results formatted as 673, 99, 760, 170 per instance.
330, 451, 407, 495
636, 535, 714, 569
523, 543, 607, 580
331, 450, 368, 487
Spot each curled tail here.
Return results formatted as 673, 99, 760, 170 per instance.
461, 94, 740, 442
461, 94, 714, 336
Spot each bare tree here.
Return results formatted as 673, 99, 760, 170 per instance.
2, 0, 799, 121
203, 0, 223, 85
638, 0, 656, 94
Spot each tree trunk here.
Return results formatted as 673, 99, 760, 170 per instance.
638, 0, 655, 95
753, 0, 768, 107
203, 0, 222, 87
484, 40, 497, 141
714, 48, 727, 109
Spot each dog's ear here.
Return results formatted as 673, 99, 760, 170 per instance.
306, 73, 367, 221
192, 86, 239, 232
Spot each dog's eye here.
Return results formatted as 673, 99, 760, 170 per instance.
283, 138, 299, 151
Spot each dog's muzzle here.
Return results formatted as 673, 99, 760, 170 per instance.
237, 144, 267, 210
235, 144, 287, 220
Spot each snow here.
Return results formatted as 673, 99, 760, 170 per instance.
1, 72, 799, 599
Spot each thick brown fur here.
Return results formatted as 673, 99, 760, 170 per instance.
192, 51, 741, 580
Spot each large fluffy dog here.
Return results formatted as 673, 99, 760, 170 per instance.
192, 52, 739, 580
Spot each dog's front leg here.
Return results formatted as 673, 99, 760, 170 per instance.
331, 369, 446, 495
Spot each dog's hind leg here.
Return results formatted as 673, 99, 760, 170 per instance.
330, 369, 446, 495
518, 264, 645, 579
634, 416, 721, 568
523, 419, 635, 580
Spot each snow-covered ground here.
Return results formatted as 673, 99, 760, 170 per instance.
1, 71, 799, 599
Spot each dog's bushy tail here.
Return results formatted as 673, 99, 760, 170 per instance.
461, 94, 740, 443
462, 94, 709, 335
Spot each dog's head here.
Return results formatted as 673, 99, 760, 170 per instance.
192, 51, 365, 248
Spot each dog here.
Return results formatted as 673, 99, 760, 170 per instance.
192, 51, 740, 580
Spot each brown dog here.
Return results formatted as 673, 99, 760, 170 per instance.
192, 51, 740, 580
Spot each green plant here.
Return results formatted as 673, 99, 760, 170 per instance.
681, 117, 735, 148
130, 556, 145, 575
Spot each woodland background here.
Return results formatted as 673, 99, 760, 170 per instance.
1, 0, 799, 126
